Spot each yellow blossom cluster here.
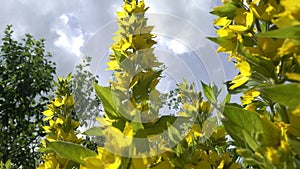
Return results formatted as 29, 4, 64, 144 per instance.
37, 75, 81, 169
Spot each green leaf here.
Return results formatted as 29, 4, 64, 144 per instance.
143, 116, 189, 136
226, 80, 261, 94
260, 116, 280, 146
222, 118, 247, 147
130, 70, 162, 100
167, 122, 182, 144
210, 2, 237, 19
82, 127, 103, 136
5, 159, 11, 169
242, 130, 259, 151
46, 141, 97, 165
130, 113, 150, 153
112, 49, 126, 64
290, 138, 300, 159
257, 25, 300, 39
201, 82, 217, 104
237, 43, 275, 81
223, 105, 263, 150
258, 84, 300, 109
93, 83, 120, 119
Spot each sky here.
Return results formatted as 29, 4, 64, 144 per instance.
0, 0, 237, 95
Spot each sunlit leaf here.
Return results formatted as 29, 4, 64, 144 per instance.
223, 105, 263, 149
82, 127, 103, 137
257, 25, 300, 39
202, 82, 217, 104
258, 84, 300, 109
93, 83, 121, 119
46, 141, 97, 165
210, 2, 237, 19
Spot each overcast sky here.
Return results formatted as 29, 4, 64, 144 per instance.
0, 0, 237, 94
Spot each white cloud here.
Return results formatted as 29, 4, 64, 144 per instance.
168, 39, 189, 55
0, 0, 233, 83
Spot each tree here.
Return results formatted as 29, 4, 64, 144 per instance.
0, 25, 56, 168
72, 56, 102, 128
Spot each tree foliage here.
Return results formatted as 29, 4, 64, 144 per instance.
72, 56, 102, 128
0, 25, 56, 168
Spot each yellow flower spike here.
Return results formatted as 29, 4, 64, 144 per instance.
215, 29, 238, 52
117, 11, 128, 18
123, 3, 133, 13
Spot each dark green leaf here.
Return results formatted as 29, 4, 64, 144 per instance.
290, 138, 300, 159
143, 116, 189, 136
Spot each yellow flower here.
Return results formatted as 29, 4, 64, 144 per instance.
277, 39, 300, 57
42, 126, 51, 133
53, 97, 63, 107
241, 90, 260, 105
42, 110, 54, 121
63, 95, 74, 107
81, 147, 121, 169
250, 0, 279, 22
280, 140, 289, 152
266, 147, 279, 165
214, 17, 232, 27
229, 11, 254, 32
201, 101, 211, 114
230, 59, 251, 89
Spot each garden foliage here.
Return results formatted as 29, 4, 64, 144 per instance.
36, 0, 300, 168
210, 0, 300, 168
